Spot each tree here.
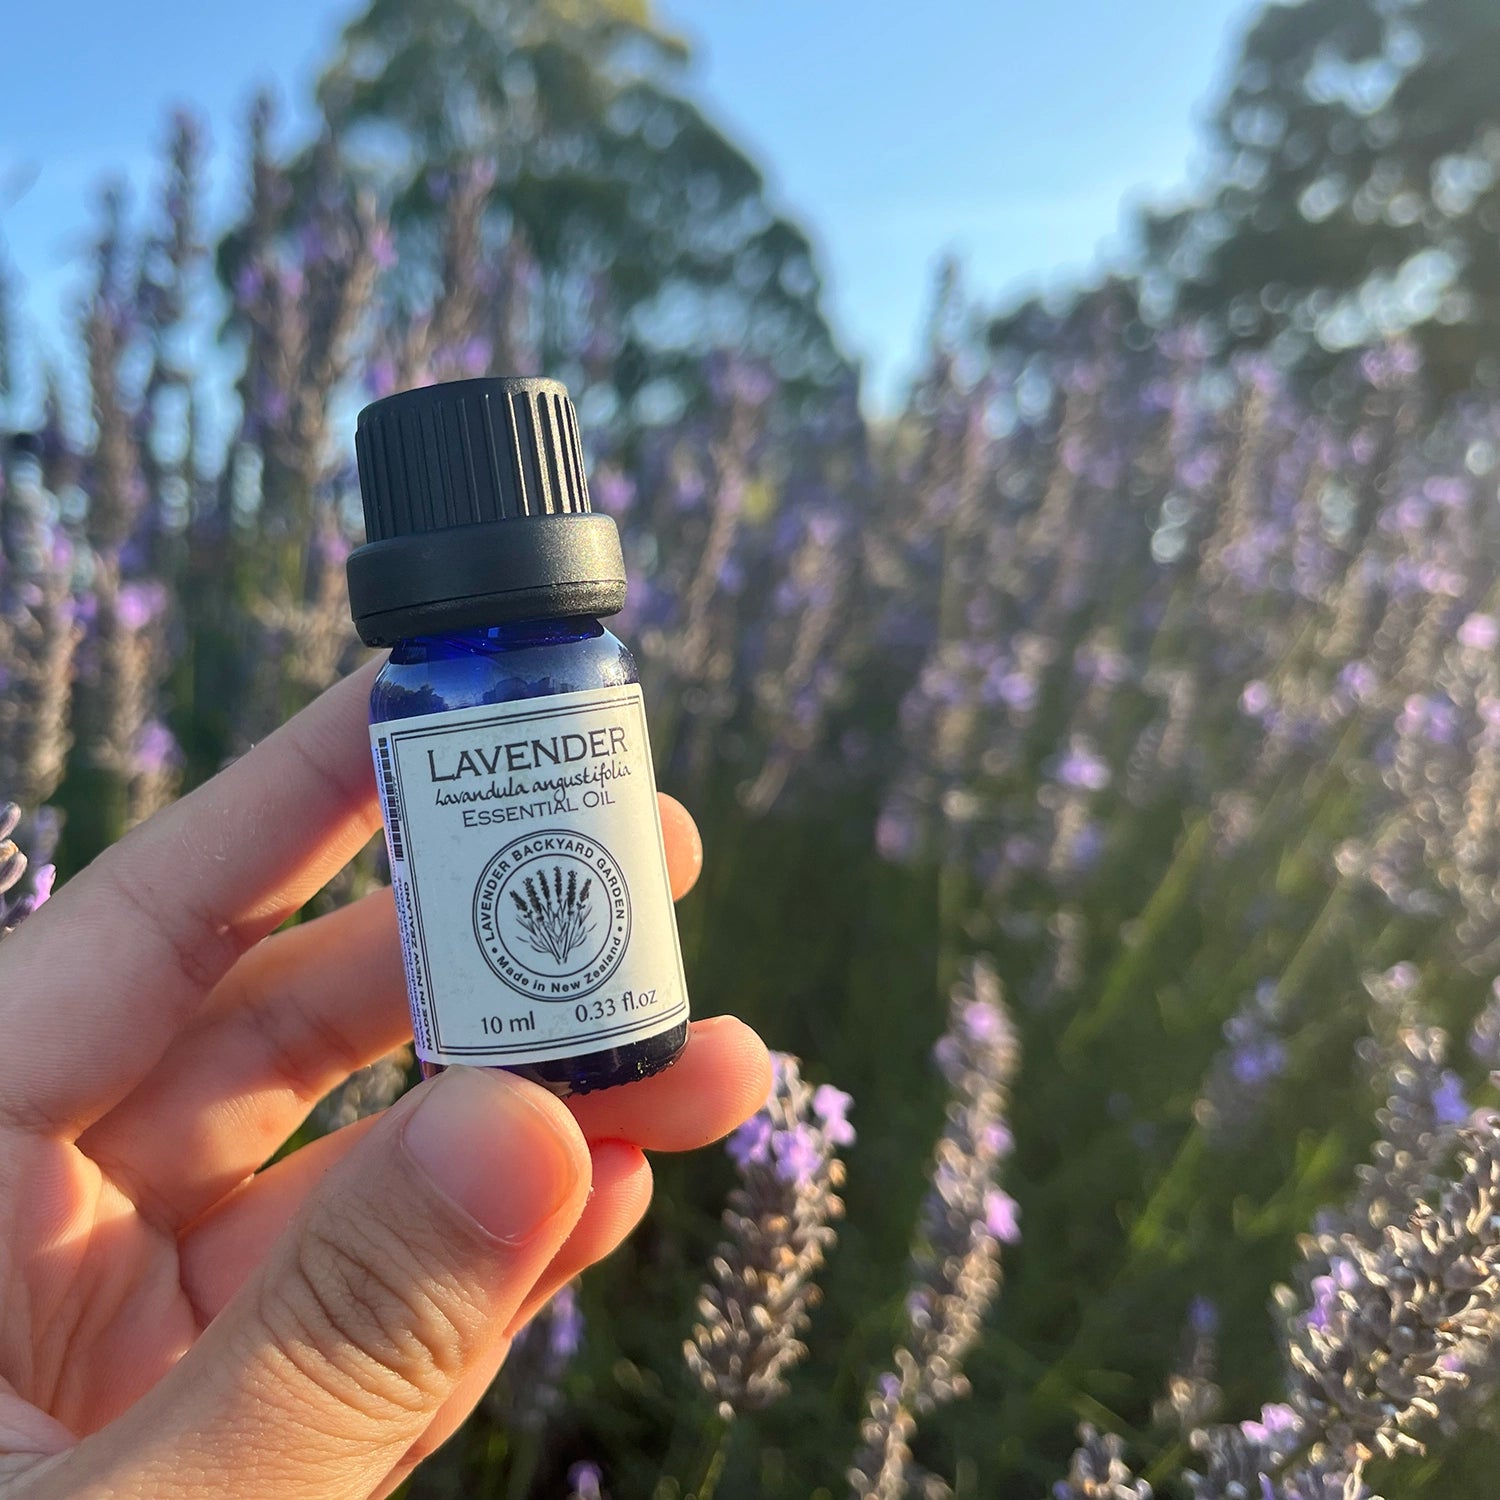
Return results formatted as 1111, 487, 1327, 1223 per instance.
301, 0, 847, 417
1144, 0, 1500, 391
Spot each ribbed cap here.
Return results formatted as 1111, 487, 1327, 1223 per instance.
355, 376, 593, 536
347, 376, 626, 646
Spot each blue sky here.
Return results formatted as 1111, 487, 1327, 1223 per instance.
0, 0, 1251, 414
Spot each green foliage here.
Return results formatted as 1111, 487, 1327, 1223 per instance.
1145, 0, 1500, 391
305, 0, 847, 415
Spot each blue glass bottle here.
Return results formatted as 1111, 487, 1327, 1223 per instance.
369, 616, 689, 1095
349, 377, 691, 1097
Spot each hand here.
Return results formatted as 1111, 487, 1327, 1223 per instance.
0, 662, 771, 1499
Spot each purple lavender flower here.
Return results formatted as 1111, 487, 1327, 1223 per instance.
1196, 981, 1288, 1142
1295, 967, 1468, 1297
1286, 1124, 1500, 1462
1335, 661, 1379, 703
233, 263, 264, 305
1240, 1403, 1299, 1448
1184, 1412, 1364, 1499
813, 1083, 856, 1146
1190, 1296, 1220, 1338
876, 803, 920, 863
686, 1053, 850, 1417
114, 581, 168, 633
771, 1124, 825, 1186
706, 353, 777, 408
366, 356, 398, 397
1241, 680, 1274, 717
1397, 693, 1461, 746
547, 1283, 584, 1359
1054, 737, 1112, 791
133, 719, 182, 776
1054, 1425, 1152, 1499
0, 802, 58, 934
567, 1460, 605, 1500
1458, 613, 1499, 651
853, 958, 1020, 1493
367, 223, 397, 271
1470, 979, 1500, 1069
726, 1112, 774, 1169
486, 1278, 586, 1433
1430, 1070, 1470, 1128
1231, 1038, 1288, 1087
1153, 1292, 1226, 1447
984, 1188, 1021, 1243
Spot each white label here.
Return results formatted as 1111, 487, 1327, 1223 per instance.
371, 684, 689, 1065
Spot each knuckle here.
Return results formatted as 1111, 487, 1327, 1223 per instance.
258, 1213, 478, 1422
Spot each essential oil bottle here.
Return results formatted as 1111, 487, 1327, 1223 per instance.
347, 376, 690, 1096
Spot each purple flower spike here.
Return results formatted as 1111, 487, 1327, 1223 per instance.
1054, 738, 1112, 791
115, 581, 167, 632
548, 1283, 585, 1359
1458, 613, 1499, 651
771, 1124, 824, 1186
1054, 1426, 1151, 1499
726, 1112, 774, 1169
687, 1053, 850, 1417
1430, 1070, 1469, 1127
812, 1084, 856, 1146
487, 1277, 586, 1433
567, 1460, 605, 1500
854, 958, 1020, 1490
984, 1188, 1021, 1243
1, 803, 59, 934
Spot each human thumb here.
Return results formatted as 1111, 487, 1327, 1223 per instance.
52, 1066, 591, 1500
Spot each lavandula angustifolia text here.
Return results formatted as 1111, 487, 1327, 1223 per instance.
14, 104, 1500, 1499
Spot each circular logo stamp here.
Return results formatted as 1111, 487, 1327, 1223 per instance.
472, 829, 631, 998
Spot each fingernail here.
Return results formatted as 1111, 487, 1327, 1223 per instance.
401, 1067, 582, 1243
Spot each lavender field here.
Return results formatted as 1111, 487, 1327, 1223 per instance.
8, 19, 1500, 1498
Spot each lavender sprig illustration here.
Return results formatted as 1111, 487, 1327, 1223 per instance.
511, 866, 595, 963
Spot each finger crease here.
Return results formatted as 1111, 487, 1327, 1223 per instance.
82, 1141, 193, 1242
94, 856, 249, 1001
240, 982, 373, 1103
272, 724, 378, 834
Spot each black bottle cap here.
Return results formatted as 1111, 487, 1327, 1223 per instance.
347, 376, 626, 646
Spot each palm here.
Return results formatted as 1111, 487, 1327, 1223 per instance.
4, 1136, 199, 1436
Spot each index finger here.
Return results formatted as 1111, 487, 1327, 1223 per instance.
0, 660, 384, 1137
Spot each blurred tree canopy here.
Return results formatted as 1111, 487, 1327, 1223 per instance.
272, 0, 848, 420
1143, 0, 1500, 391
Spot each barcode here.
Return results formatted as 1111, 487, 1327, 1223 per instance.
376, 738, 404, 861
